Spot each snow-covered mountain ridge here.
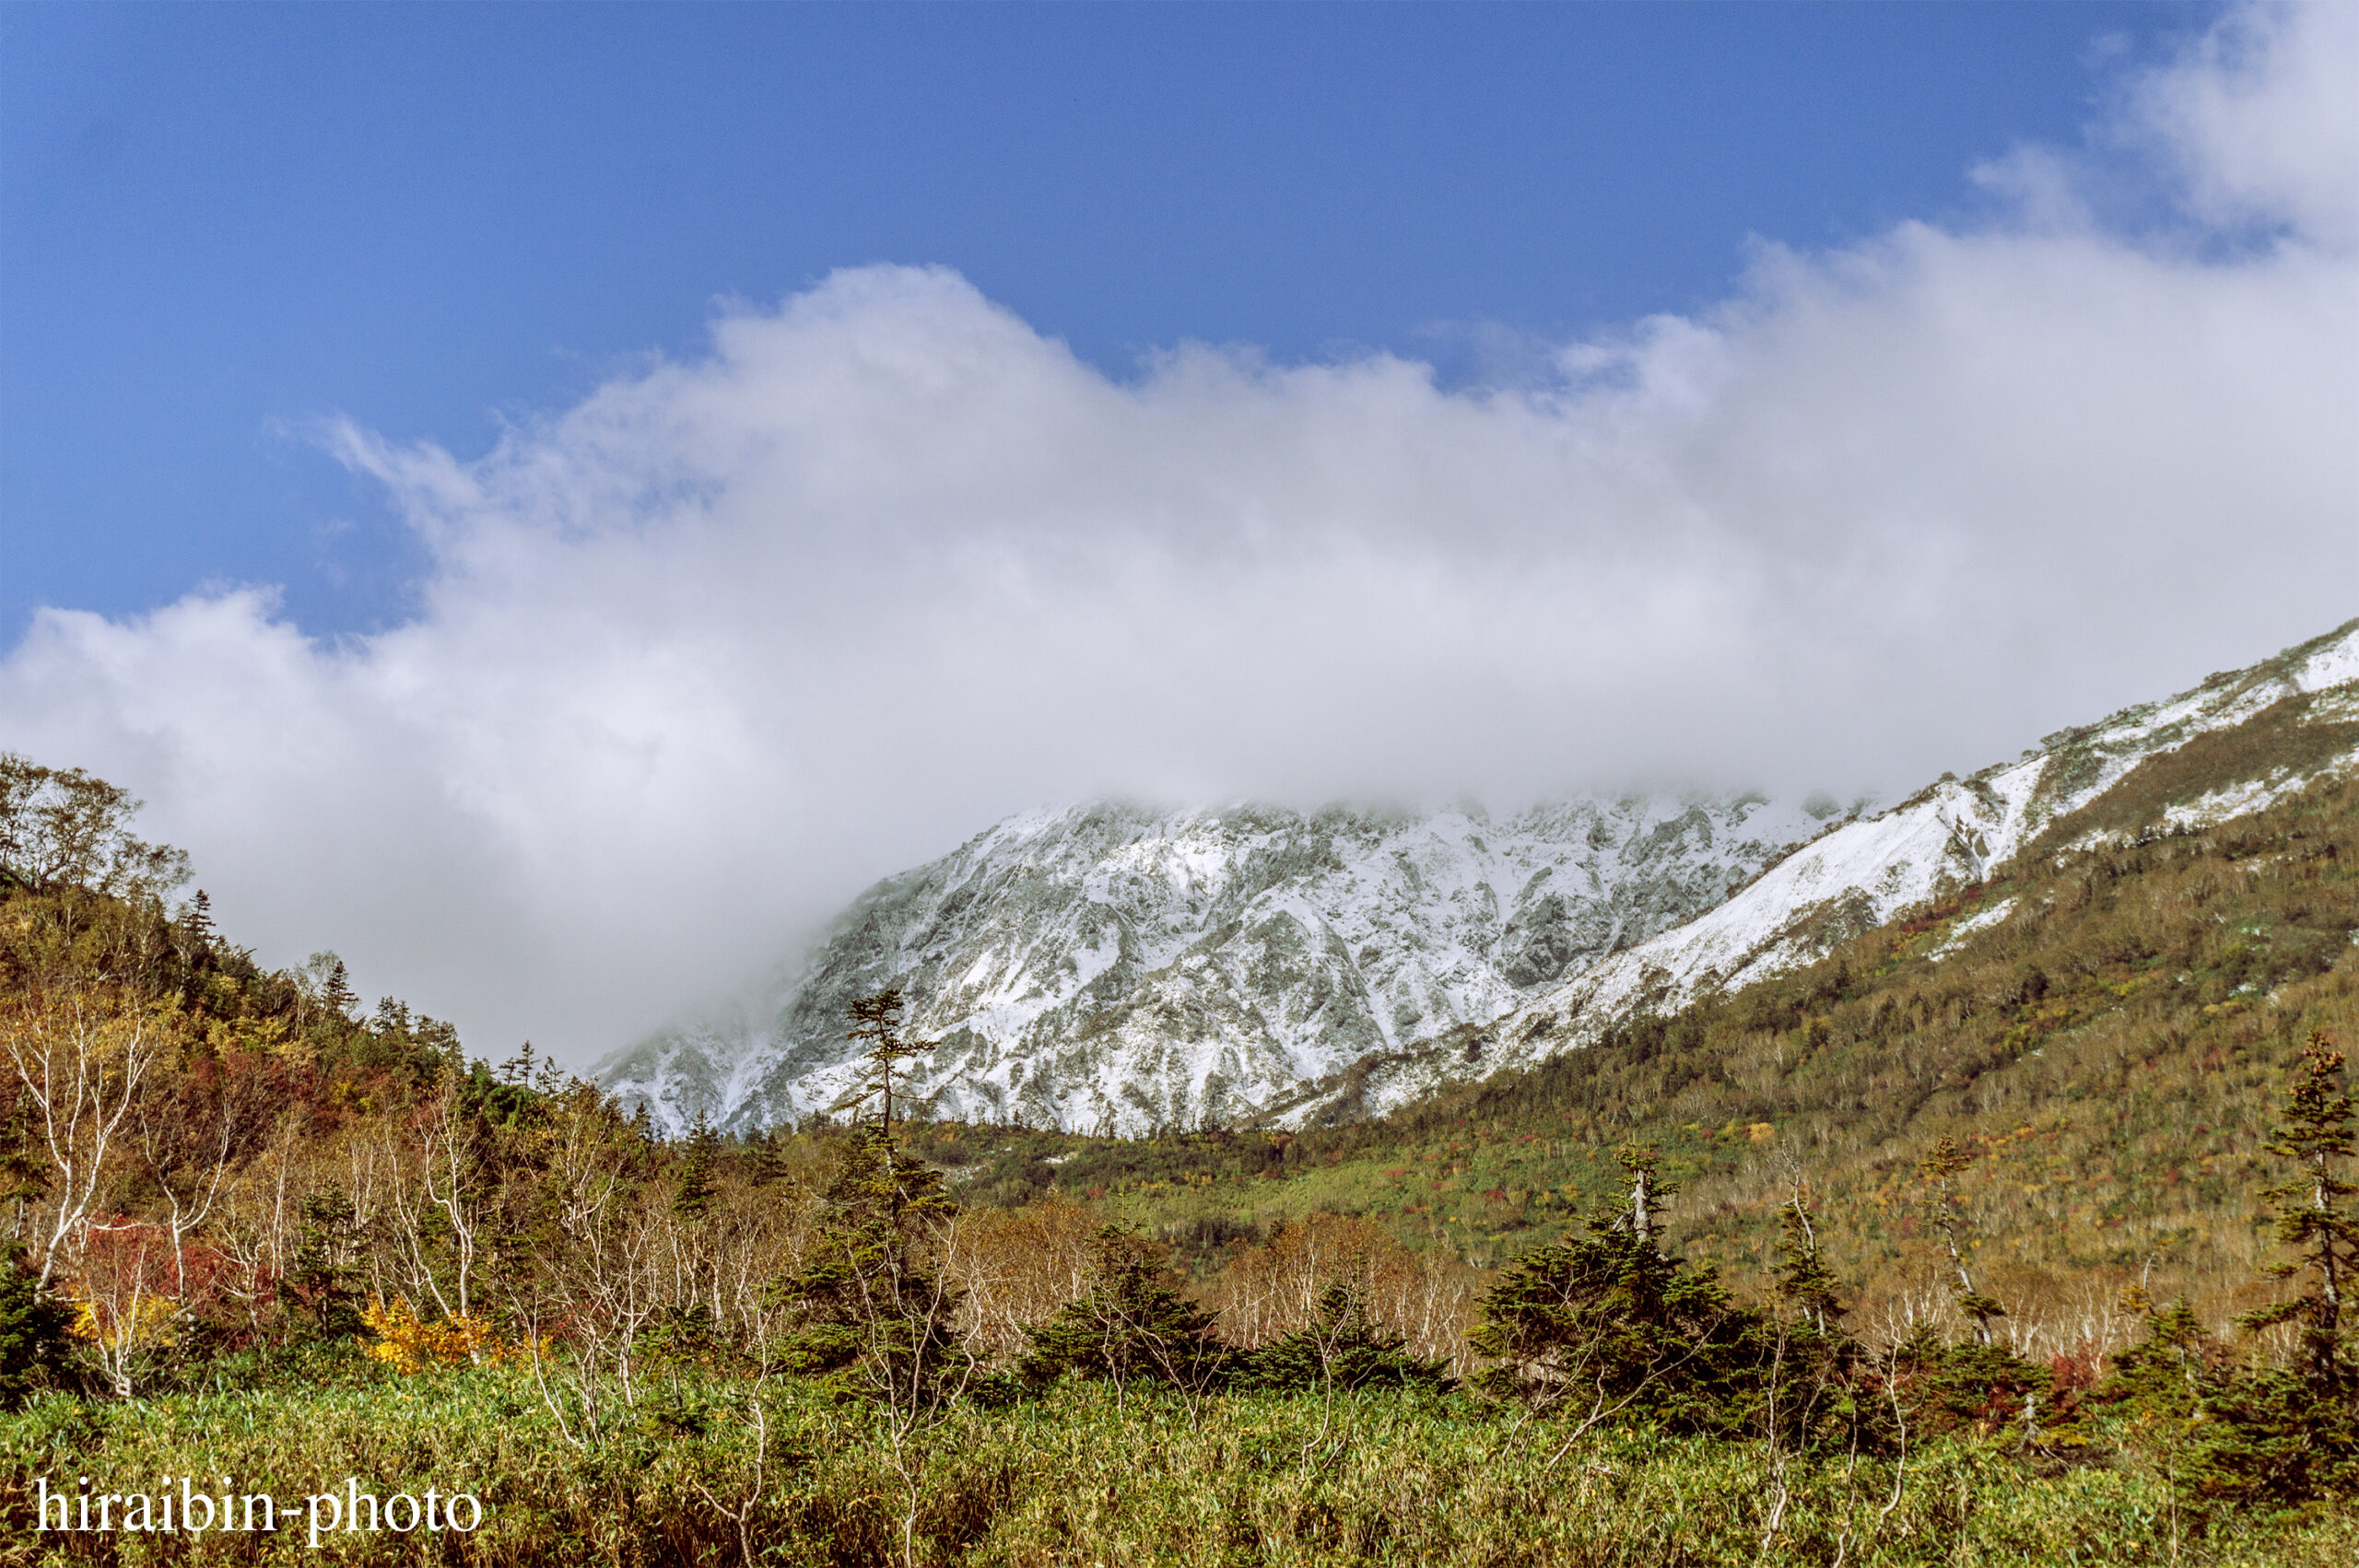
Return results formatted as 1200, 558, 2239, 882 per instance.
599, 791, 1854, 1137
1267, 618, 2359, 1126
601, 618, 2359, 1139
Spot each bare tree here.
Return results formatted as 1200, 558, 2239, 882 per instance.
376, 1074, 496, 1322
1918, 1137, 2004, 1346
941, 1196, 1104, 1363
506, 1082, 665, 1448
207, 1113, 311, 1332
73, 1217, 181, 1396
1, 987, 179, 1286
135, 1054, 273, 1300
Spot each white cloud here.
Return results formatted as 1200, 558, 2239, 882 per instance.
6, 1, 2354, 1065
2129, 1, 2359, 248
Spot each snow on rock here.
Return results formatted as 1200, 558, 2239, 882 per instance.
1281, 618, 2359, 1125
599, 793, 1848, 1137
1929, 898, 2019, 960
601, 618, 2359, 1139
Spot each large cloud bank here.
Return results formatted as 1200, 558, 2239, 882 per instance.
5, 3, 2353, 1064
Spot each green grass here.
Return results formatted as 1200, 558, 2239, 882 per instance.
5, 1369, 2353, 1566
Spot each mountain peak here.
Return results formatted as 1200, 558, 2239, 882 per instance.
602, 790, 1836, 1137
602, 620, 2359, 1140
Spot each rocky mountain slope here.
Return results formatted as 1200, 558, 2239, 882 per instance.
600, 793, 1853, 1136
1270, 617, 2359, 1125
604, 618, 2359, 1139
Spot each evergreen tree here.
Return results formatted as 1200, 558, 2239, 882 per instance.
673, 1117, 721, 1219
779, 1124, 967, 1410
1771, 1183, 1843, 1337
1887, 1323, 2049, 1437
839, 987, 930, 1220
178, 888, 218, 965
1238, 1280, 1450, 1395
0, 1091, 46, 1214
1468, 1146, 1766, 1434
779, 989, 946, 1399
2240, 1030, 2357, 1389
318, 954, 358, 1021
2183, 1367, 2351, 1516
846, 989, 921, 1134
0, 1248, 74, 1407
1917, 1137, 2005, 1346
1019, 1226, 1233, 1398
1753, 1168, 1883, 1455
1889, 1139, 2053, 1437
745, 1127, 793, 1188
2094, 1292, 2213, 1422
2190, 1030, 2359, 1512
288, 1190, 367, 1338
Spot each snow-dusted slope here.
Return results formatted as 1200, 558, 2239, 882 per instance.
599, 792, 1848, 1136
604, 619, 2359, 1139
1275, 618, 2359, 1125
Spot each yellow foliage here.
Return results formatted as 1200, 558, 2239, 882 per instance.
69, 1293, 179, 1349
205, 1012, 304, 1064
360, 1294, 518, 1374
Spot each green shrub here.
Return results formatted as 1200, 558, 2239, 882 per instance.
1236, 1282, 1451, 1396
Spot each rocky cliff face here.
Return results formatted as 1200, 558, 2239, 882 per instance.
599, 793, 1849, 1136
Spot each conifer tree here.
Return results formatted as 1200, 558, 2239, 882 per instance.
1888, 1136, 2054, 1436
673, 1117, 722, 1219
1771, 1176, 1843, 1337
780, 992, 968, 1413
780, 1123, 967, 1409
1469, 1145, 1765, 1433
2241, 1029, 2356, 1390
497, 1040, 538, 1085
319, 954, 358, 1021
744, 1126, 793, 1188
675, 1117, 717, 1216
847, 989, 920, 1134
842, 988, 928, 1214
180, 888, 217, 959
1760, 1198, 1875, 1460
288, 1190, 366, 1337
2185, 1031, 2359, 1512
1019, 1226, 1233, 1401
0, 1092, 44, 1215
1239, 1279, 1450, 1395
2096, 1293, 2212, 1421
0, 1248, 73, 1407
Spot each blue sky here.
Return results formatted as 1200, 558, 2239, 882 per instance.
5, 2, 2206, 641
4, 2, 2351, 1061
